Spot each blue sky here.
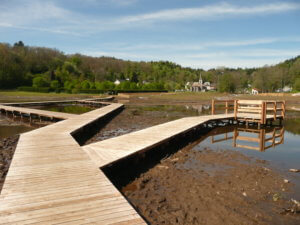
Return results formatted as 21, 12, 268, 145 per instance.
1, 0, 300, 69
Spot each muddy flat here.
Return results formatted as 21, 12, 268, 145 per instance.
122, 148, 300, 225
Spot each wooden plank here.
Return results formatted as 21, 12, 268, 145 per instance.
236, 136, 260, 142
238, 100, 263, 104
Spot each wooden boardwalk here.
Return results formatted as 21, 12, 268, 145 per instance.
83, 114, 235, 168
0, 105, 76, 120
0, 102, 146, 225
0, 99, 286, 224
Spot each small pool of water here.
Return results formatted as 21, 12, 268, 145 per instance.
0, 125, 33, 139
32, 103, 96, 114
0, 115, 36, 138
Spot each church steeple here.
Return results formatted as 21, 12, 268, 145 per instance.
199, 73, 203, 86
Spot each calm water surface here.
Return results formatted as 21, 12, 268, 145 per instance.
194, 118, 300, 198
33, 103, 96, 114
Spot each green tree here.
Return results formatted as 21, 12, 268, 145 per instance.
218, 74, 235, 93
32, 76, 49, 88
81, 80, 91, 89
50, 80, 60, 90
293, 78, 300, 91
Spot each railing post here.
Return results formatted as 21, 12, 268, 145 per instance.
211, 99, 215, 115
261, 102, 266, 124
274, 102, 277, 120
225, 101, 228, 114
282, 100, 286, 119
234, 100, 237, 119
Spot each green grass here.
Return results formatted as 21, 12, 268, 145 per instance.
0, 90, 103, 103
144, 92, 228, 101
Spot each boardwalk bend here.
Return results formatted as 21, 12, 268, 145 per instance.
0, 99, 285, 224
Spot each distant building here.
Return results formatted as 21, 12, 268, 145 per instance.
114, 79, 121, 85
251, 88, 259, 95
185, 74, 216, 92
283, 86, 292, 93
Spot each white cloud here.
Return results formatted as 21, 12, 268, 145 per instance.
110, 38, 280, 51
109, 0, 138, 6
120, 2, 300, 24
81, 46, 300, 69
0, 1, 299, 34
0, 0, 70, 26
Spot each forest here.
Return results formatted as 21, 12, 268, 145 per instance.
0, 41, 300, 93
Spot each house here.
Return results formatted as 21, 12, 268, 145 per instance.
251, 88, 259, 95
283, 86, 292, 93
114, 79, 121, 85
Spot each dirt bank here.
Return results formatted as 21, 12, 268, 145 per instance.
86, 105, 200, 143
0, 135, 18, 192
122, 147, 300, 225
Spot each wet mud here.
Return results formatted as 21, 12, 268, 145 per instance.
86, 105, 202, 144
121, 147, 300, 225
0, 135, 18, 192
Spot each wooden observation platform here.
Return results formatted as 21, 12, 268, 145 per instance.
0, 98, 286, 224
212, 99, 286, 127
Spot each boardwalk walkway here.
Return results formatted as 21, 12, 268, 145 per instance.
0, 104, 76, 120
0, 103, 146, 225
83, 114, 234, 168
0, 99, 282, 224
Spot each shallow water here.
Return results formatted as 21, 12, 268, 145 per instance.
33, 103, 96, 114
195, 118, 300, 199
0, 124, 33, 139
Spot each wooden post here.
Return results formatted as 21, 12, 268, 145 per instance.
211, 100, 215, 115
274, 102, 277, 120
234, 100, 237, 120
225, 101, 228, 114
261, 102, 266, 125
233, 128, 237, 147
282, 100, 286, 119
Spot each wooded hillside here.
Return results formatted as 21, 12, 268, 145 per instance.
1, 41, 299, 93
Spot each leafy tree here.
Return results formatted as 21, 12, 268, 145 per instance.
81, 80, 91, 89
218, 74, 235, 93
50, 80, 60, 89
14, 41, 24, 47
32, 76, 49, 88
294, 78, 300, 91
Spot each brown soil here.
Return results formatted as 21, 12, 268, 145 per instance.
0, 135, 19, 192
122, 147, 300, 225
86, 106, 195, 143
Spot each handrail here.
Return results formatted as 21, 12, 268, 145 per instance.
211, 99, 235, 115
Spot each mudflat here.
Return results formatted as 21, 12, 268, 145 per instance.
122, 147, 300, 225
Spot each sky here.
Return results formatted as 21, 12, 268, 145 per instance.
1, 0, 300, 69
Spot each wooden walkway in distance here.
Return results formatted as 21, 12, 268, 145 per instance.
0, 104, 76, 120
0, 102, 146, 225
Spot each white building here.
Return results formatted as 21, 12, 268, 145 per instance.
186, 74, 216, 92
251, 88, 259, 95
114, 79, 121, 85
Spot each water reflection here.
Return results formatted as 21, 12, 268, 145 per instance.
210, 125, 285, 152
32, 104, 96, 114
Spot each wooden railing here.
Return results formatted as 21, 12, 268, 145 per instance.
210, 126, 285, 152
211, 99, 235, 115
235, 100, 285, 124
233, 127, 284, 151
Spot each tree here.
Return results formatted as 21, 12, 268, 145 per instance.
218, 74, 235, 93
32, 76, 49, 88
50, 80, 60, 90
294, 78, 300, 91
81, 80, 91, 89
14, 41, 24, 47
